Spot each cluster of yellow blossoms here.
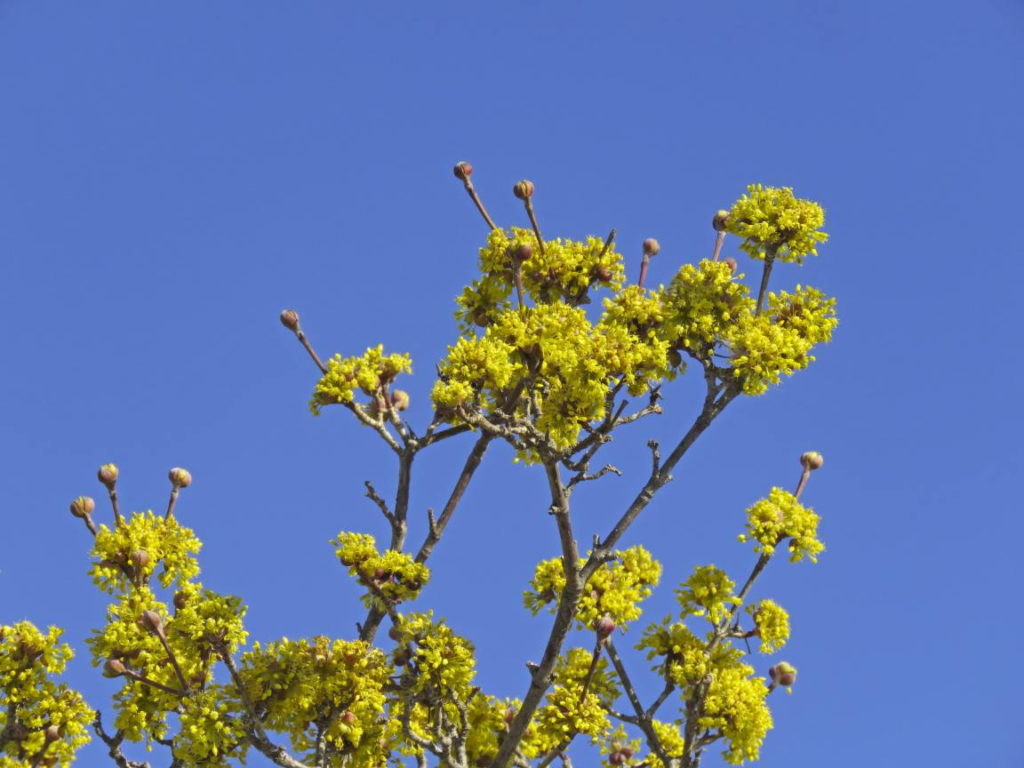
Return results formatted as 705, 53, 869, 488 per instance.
332, 532, 430, 610
739, 487, 825, 562
0, 623, 93, 768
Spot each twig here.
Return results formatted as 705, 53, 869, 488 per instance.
93, 712, 151, 768
754, 245, 778, 315
364, 480, 396, 526
604, 640, 672, 768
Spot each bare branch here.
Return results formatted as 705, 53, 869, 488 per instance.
364, 480, 396, 526
604, 640, 672, 768
93, 712, 151, 768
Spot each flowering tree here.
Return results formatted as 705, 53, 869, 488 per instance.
1, 167, 837, 768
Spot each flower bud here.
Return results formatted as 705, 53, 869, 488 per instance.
504, 707, 516, 726
393, 647, 412, 666
130, 550, 150, 569
169, 467, 192, 489
620, 746, 635, 759
453, 161, 473, 180
513, 180, 535, 200
341, 710, 357, 725
279, 309, 300, 332
103, 658, 127, 677
770, 661, 797, 687
138, 610, 164, 635
593, 266, 613, 282
668, 349, 683, 369
511, 243, 532, 263
44, 725, 61, 742
712, 210, 730, 231
642, 238, 661, 257
800, 451, 824, 471
69, 496, 95, 519
596, 615, 616, 640
173, 591, 189, 610
97, 464, 119, 489
723, 257, 738, 273
391, 390, 410, 411
609, 752, 626, 766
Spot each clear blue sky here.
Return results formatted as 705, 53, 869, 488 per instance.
2, 2, 1022, 766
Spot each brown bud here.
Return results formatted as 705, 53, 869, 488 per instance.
609, 752, 626, 766
138, 609, 164, 635
279, 309, 300, 332
453, 161, 473, 180
724, 257, 738, 273
69, 496, 95, 519
393, 647, 412, 666
596, 615, 616, 639
800, 451, 824, 471
712, 210, 730, 231
511, 243, 532, 263
472, 310, 491, 328
642, 238, 661, 257
770, 661, 797, 687
169, 467, 192, 489
504, 707, 516, 725
97, 463, 119, 488
174, 591, 189, 610
130, 550, 150, 569
668, 349, 683, 369
103, 658, 127, 677
44, 725, 61, 742
593, 266, 613, 282
513, 180, 535, 200
391, 390, 410, 411
341, 710, 357, 725
620, 746, 635, 759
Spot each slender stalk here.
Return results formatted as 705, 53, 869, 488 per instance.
604, 640, 672, 768
460, 176, 498, 230
524, 198, 545, 256
164, 487, 180, 520
710, 231, 726, 262
754, 245, 778, 314
296, 329, 327, 374
107, 487, 123, 527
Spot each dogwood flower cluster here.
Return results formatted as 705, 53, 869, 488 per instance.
726, 184, 828, 264
531, 648, 619, 754
747, 599, 791, 653
524, 546, 662, 630
0, 623, 93, 768
739, 487, 825, 562
332, 532, 430, 609
310, 345, 412, 414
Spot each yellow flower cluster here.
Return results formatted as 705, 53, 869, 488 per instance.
637, 619, 740, 688
726, 184, 828, 264
455, 228, 626, 330
0, 623, 93, 768
727, 286, 838, 395
739, 487, 824, 562
462, 695, 519, 767
310, 345, 412, 414
675, 565, 741, 625
524, 546, 662, 630
747, 599, 790, 653
532, 648, 618, 753
240, 636, 391, 764
392, 612, 477, 698
90, 511, 201, 593
661, 260, 753, 362
697, 663, 772, 764
173, 686, 247, 767
171, 586, 248, 656
644, 720, 687, 768
332, 532, 430, 609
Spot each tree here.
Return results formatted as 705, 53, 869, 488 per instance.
1, 166, 837, 768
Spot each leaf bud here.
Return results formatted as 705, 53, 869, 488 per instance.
97, 463, 119, 489
69, 496, 95, 519
453, 161, 473, 180
642, 238, 661, 257
173, 591, 189, 610
609, 752, 626, 766
724, 257, 738, 273
513, 180, 535, 200
130, 550, 150, 569
511, 243, 532, 263
504, 707, 516, 726
593, 266, 613, 282
103, 658, 127, 677
279, 309, 300, 332
391, 390, 410, 411
138, 609, 164, 635
44, 725, 61, 742
800, 451, 824, 471
169, 467, 192, 488
596, 615, 616, 640
712, 210, 730, 231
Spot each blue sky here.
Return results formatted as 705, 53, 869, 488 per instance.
2, 1, 1022, 766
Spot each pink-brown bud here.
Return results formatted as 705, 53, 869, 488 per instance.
97, 464, 119, 489
513, 180, 535, 200
280, 309, 300, 332
69, 496, 95, 519
724, 257, 738, 273
138, 610, 164, 635
391, 390, 410, 411
103, 658, 127, 677
130, 550, 150, 569
341, 710, 357, 725
453, 161, 473, 180
642, 238, 661, 257
169, 467, 192, 489
593, 265, 613, 282
44, 725, 61, 742
800, 451, 824, 471
173, 591, 189, 610
511, 243, 532, 263
712, 210, 730, 232
770, 661, 797, 686
596, 615, 616, 639
504, 707, 516, 725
